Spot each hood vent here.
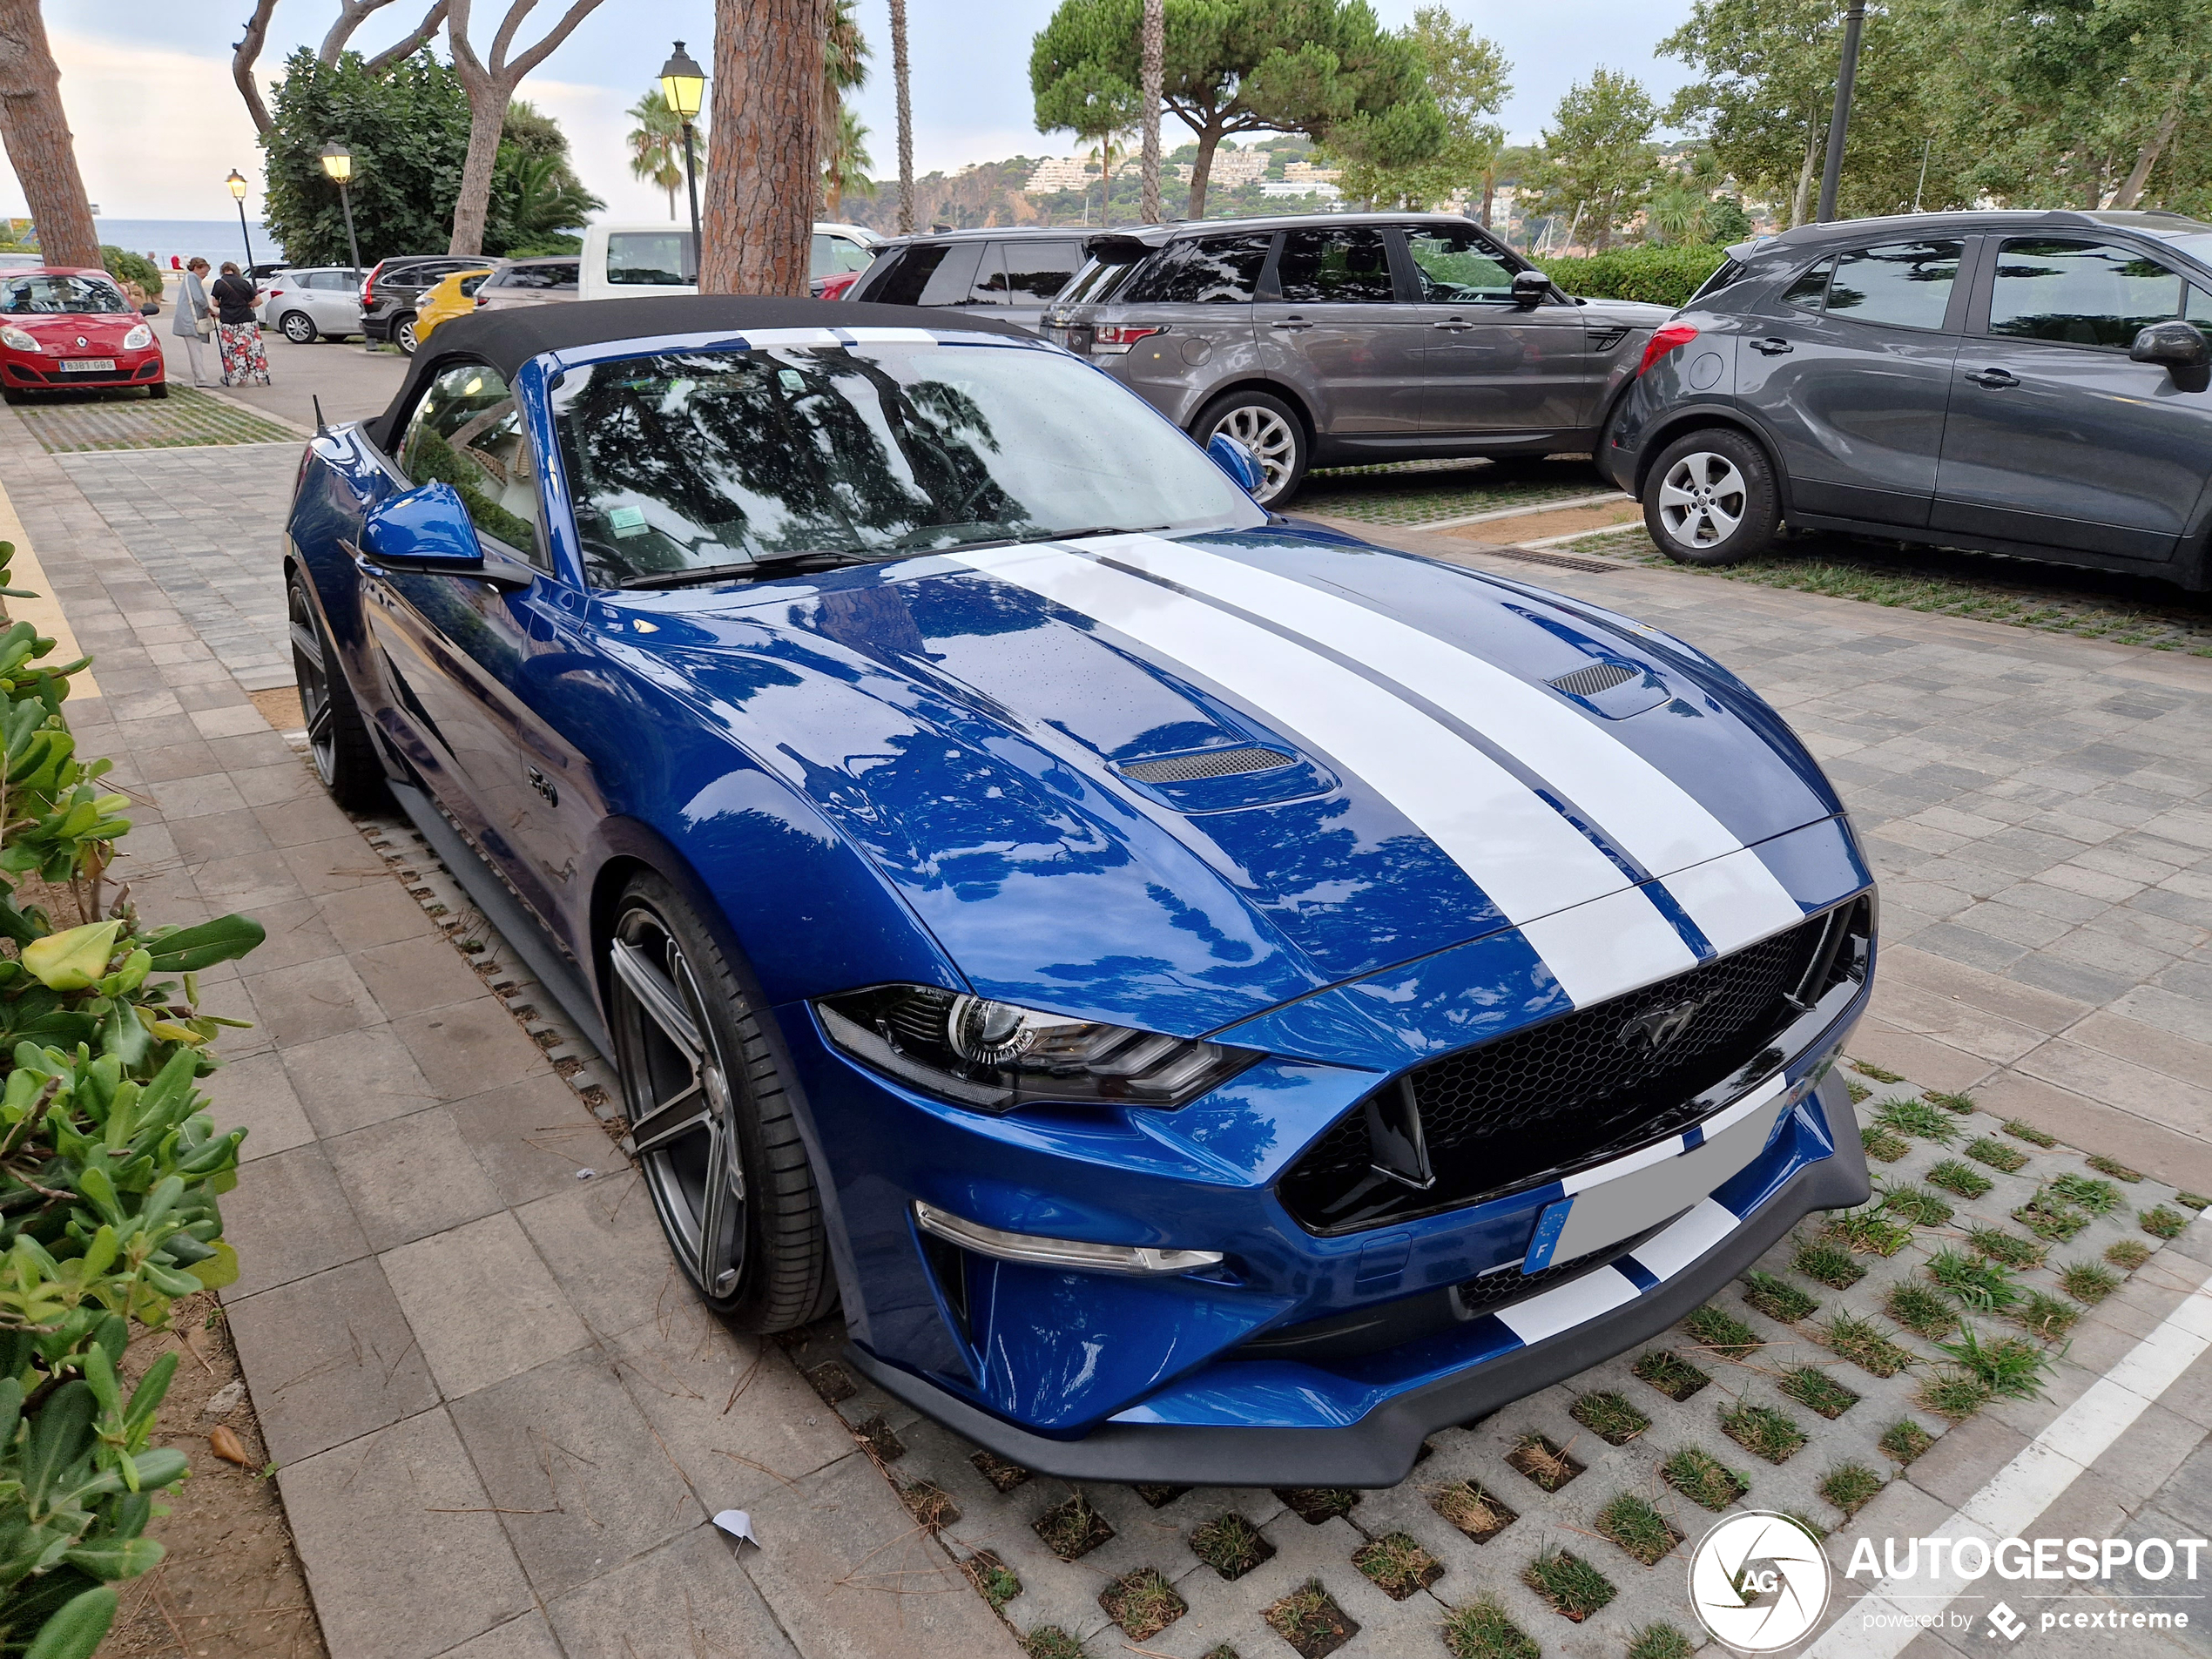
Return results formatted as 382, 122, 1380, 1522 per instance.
1117, 745, 1293, 785
1548, 661, 1638, 698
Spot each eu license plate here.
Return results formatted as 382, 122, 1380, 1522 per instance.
59, 359, 116, 373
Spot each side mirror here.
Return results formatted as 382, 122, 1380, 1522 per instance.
1511, 270, 1553, 310
2130, 319, 2210, 391
1206, 431, 1265, 496
361, 481, 486, 572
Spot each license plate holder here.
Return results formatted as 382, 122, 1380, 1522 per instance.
59, 358, 117, 374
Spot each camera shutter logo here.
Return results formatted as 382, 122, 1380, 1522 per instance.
1688, 1512, 1831, 1651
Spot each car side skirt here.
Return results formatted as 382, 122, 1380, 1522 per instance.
1787, 509, 2208, 590
844, 1073, 1871, 1487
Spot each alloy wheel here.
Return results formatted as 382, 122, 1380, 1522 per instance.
395, 316, 418, 355
280, 311, 316, 344
1656, 451, 1747, 550
1209, 404, 1298, 503
287, 580, 340, 786
610, 906, 746, 1298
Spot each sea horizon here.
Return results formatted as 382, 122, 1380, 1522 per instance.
93, 218, 280, 269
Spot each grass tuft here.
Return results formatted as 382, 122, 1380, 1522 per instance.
2087, 1154, 2143, 1183
1940, 1324, 2055, 1400
1783, 1366, 1863, 1419
1881, 1184, 1955, 1228
1663, 1446, 1748, 1511
2002, 1118, 2058, 1148
1927, 1159, 1994, 1199
1845, 1079, 1871, 1104
2176, 1191, 2209, 1211
1263, 1581, 1357, 1659
1743, 1271, 1819, 1324
1273, 1487, 1359, 1524
1825, 1204, 1915, 1257
1189, 1513, 1274, 1581
1861, 1125, 1911, 1163
2106, 1238, 2152, 1271
962, 1551, 1021, 1612
2141, 1205, 2189, 1240
2013, 1192, 2092, 1243
1523, 1549, 1616, 1622
1432, 1480, 1516, 1542
1918, 1369, 1993, 1420
1033, 1492, 1113, 1561
1684, 1304, 1761, 1359
1793, 1238, 1865, 1289
1966, 1136, 2029, 1173
902, 1480, 961, 1529
1969, 1226, 2047, 1269
1506, 1434, 1583, 1492
1569, 1391, 1650, 1446
1819, 1462, 1885, 1518
2047, 1173, 2123, 1215
1022, 1629, 1083, 1659
1925, 1090, 1979, 1116
1628, 1626, 1695, 1659
1100, 1567, 1186, 1642
2015, 1291, 2080, 1341
1928, 1246, 2022, 1311
1879, 1419, 1935, 1464
1877, 1098, 1960, 1143
1887, 1281, 1958, 1339
1851, 1059, 1905, 1083
1633, 1349, 1710, 1400
1814, 1312, 1913, 1378
1596, 1492, 1683, 1566
1353, 1532, 1443, 1600
1721, 1401, 1810, 1463
1442, 1596, 1539, 1659
2060, 1260, 2121, 1304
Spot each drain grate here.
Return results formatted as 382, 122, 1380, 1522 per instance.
1117, 745, 1292, 784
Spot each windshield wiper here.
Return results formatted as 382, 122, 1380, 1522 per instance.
616, 549, 868, 590
952, 524, 1168, 553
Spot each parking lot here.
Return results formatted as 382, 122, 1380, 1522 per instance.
2, 383, 2208, 1659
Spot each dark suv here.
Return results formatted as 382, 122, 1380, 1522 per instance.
1605, 208, 2212, 589
361, 255, 494, 354
841, 227, 1089, 333
1043, 212, 1670, 503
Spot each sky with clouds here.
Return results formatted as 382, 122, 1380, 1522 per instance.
6, 0, 1705, 224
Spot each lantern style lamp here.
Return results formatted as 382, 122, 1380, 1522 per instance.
225, 169, 257, 270
320, 142, 364, 278
658, 41, 706, 276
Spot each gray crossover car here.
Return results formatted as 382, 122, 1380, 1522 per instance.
1042, 212, 1671, 502
1604, 208, 2212, 589
841, 226, 1089, 332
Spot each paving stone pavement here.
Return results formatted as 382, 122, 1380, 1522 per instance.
54, 440, 305, 691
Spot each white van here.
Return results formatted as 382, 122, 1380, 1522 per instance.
577, 221, 880, 301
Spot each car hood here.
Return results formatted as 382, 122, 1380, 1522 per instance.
620, 527, 1842, 1036
4, 313, 139, 347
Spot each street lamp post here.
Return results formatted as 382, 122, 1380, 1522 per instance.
658, 42, 706, 284
320, 142, 363, 278
1815, 0, 1868, 224
226, 169, 256, 269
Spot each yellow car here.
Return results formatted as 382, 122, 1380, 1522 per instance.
411, 266, 496, 347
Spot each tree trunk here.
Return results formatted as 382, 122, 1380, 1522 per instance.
1138, 0, 1163, 224
890, 0, 914, 233
363, 1, 451, 74
0, 0, 100, 268
1184, 118, 1225, 219
2113, 75, 2193, 208
703, 0, 831, 294
447, 77, 509, 255
1790, 131, 1819, 228
228, 0, 279, 134
1479, 165, 1496, 229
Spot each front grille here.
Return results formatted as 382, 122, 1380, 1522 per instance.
1279, 901, 1867, 1235
1118, 745, 1291, 784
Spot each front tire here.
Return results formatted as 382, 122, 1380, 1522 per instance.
1193, 388, 1308, 506
280, 310, 317, 345
607, 872, 835, 1332
145, 382, 168, 400
393, 314, 419, 355
1642, 428, 1781, 566
287, 568, 388, 811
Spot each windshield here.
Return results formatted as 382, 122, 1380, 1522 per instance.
550, 338, 1261, 588
1, 275, 127, 314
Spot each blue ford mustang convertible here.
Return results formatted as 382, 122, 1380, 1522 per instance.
284, 297, 1873, 1484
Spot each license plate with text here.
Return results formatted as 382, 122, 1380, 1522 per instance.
60, 359, 116, 373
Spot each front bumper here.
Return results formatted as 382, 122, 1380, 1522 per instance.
850, 1071, 1867, 1485
2, 348, 164, 388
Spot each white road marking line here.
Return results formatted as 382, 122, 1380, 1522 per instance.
1807, 1251, 2212, 1658
1399, 491, 1631, 533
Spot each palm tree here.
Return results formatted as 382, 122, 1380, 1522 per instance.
627, 88, 685, 219
1138, 0, 1164, 223
823, 103, 877, 219
890, 0, 914, 233
819, 0, 870, 214
1083, 130, 1133, 226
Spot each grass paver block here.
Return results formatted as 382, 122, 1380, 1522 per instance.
1888, 1280, 1959, 1339
1941, 1326, 2055, 1399
1433, 1480, 1517, 1542
962, 1551, 1021, 1612
1966, 1136, 2029, 1173
1523, 1549, 1616, 1622
1783, 1366, 1862, 1419
2013, 1194, 2091, 1243
1794, 1238, 1865, 1289
1968, 1227, 2047, 1269
970, 1449, 1030, 1493
1273, 1487, 1359, 1523
1879, 1420, 1934, 1464
1596, 1493, 1683, 1566
2107, 1239, 2151, 1271
1634, 1350, 1710, 1400
2001, 1118, 2058, 1148
1924, 1091, 1978, 1115
1034, 1492, 1113, 1561
1507, 1433, 1583, 1491
1022, 1629, 1082, 1659
1629, 1625, 1695, 1659
2016, 1291, 2080, 1341
2060, 1262, 2120, 1304
901, 1480, 960, 1528
1928, 1246, 2021, 1311
1443, 1596, 1540, 1659
1263, 1580, 1358, 1659
1815, 1312, 1913, 1378
1926, 1160, 1993, 1199
1819, 1463, 1884, 1518
1861, 1126, 1910, 1163
2087, 1155, 2143, 1183
1684, 1304, 1761, 1359
1876, 1098, 1959, 1143
1882, 1185, 1954, 1228
1743, 1271, 1819, 1323
1722, 1401, 1810, 1463
1100, 1567, 1187, 1641
1663, 1446, 1747, 1510
1826, 1205, 1913, 1257
1190, 1512, 1274, 1580
2047, 1174, 2121, 1215
1353, 1532, 1443, 1599
1918, 1370, 1993, 1420
1851, 1060, 1905, 1084
1569, 1390, 1651, 1445
2141, 1205, 2188, 1240
1131, 1482, 1184, 1507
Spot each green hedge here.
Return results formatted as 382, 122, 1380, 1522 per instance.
1534, 244, 1731, 309
98, 249, 164, 307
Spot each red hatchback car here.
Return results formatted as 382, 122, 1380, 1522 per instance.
0, 267, 166, 403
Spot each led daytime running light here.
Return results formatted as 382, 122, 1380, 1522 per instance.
913, 1201, 1223, 1276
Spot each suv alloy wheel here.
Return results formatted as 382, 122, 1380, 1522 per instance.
394, 313, 420, 355
1642, 428, 1782, 566
1195, 389, 1308, 505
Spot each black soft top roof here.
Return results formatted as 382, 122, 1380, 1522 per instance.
367, 295, 1032, 448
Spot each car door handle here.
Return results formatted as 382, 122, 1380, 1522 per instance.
1431, 319, 1473, 331
1270, 317, 1313, 331
1964, 368, 2019, 388
1750, 337, 1793, 355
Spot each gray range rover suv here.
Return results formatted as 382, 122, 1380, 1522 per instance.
1042, 212, 1670, 502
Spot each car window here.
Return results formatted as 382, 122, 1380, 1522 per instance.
1275, 226, 1395, 305
1987, 239, 2187, 347
306, 272, 346, 291
1056, 257, 1138, 307
459, 273, 490, 298
395, 363, 545, 569
917, 242, 988, 307
1689, 259, 1750, 303
607, 231, 697, 286
2188, 284, 2212, 345
1001, 239, 1082, 300
0, 275, 126, 314
1121, 233, 1275, 304
967, 246, 1014, 306
1781, 260, 1832, 310
1404, 225, 1518, 302
1820, 239, 1961, 329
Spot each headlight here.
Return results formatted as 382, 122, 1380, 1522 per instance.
122, 324, 152, 351
0, 326, 40, 353
816, 983, 1258, 1112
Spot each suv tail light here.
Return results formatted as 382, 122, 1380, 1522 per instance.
1637, 322, 1699, 377
1093, 324, 1166, 353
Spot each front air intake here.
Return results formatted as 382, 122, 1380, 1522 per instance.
1548, 662, 1639, 698
1117, 746, 1293, 784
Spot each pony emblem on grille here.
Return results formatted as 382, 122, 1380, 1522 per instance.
1622, 997, 1706, 1052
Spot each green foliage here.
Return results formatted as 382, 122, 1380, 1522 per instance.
1683, 1303, 1759, 1359
1662, 1446, 1746, 1510
1721, 1400, 1809, 1462
1876, 1098, 1961, 1144
1029, 0, 1445, 216
1926, 1159, 1993, 1200
1742, 1271, 1817, 1324
2141, 1204, 2188, 1239
1819, 1462, 1884, 1518
1522, 1548, 1615, 1619
489, 101, 604, 256
2087, 1154, 2143, 1182
1534, 243, 1730, 307
1629, 1625, 1694, 1659
1966, 1136, 2029, 1174
2060, 1261, 2120, 1303
1792, 1237, 1864, 1290
1782, 1366, 1861, 1419
0, 543, 260, 1656
1886, 1282, 1957, 1339
1928, 1246, 2022, 1311
1879, 1419, 1934, 1463
1814, 1313, 1912, 1378
1939, 1324, 2056, 1399
2002, 1117, 2057, 1147
96, 251, 161, 302
1325, 7, 1510, 210
1522, 69, 1661, 252
1596, 1493, 1681, 1565
2107, 1238, 2151, 1270
1568, 1390, 1649, 1445
1969, 1227, 2047, 1269
1444, 1596, 1538, 1659
1882, 1184, 1955, 1228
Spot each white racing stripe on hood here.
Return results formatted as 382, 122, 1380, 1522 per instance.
954, 544, 1689, 1007
1090, 535, 1804, 956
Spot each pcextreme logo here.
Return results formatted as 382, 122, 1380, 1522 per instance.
1689, 1511, 1831, 1651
